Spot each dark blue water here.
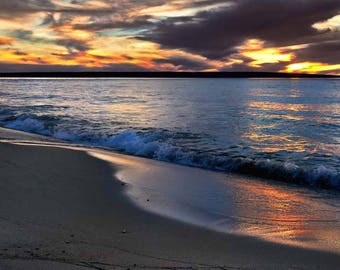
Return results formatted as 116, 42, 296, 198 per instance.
0, 78, 339, 189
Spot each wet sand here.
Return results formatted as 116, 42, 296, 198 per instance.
0, 127, 339, 269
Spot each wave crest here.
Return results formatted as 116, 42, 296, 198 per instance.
1, 113, 339, 190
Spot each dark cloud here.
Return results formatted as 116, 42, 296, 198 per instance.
0, 0, 227, 24
56, 38, 90, 52
0, 62, 152, 72
0, 0, 339, 73
0, 63, 89, 72
0, 0, 54, 11
0, 0, 109, 15
40, 13, 56, 26
142, 0, 340, 59
6, 30, 53, 45
0, 0, 55, 17
0, 0, 161, 18
73, 16, 153, 31
99, 63, 152, 72
293, 41, 340, 64
13, 50, 27, 56
9, 30, 34, 40
154, 57, 213, 71
189, 0, 232, 8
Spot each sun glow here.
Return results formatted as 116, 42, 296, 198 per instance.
0, 1, 338, 74
239, 39, 294, 67
312, 15, 340, 32
284, 62, 340, 74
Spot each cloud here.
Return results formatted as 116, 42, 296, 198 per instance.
0, 0, 54, 10
0, 0, 55, 18
313, 14, 340, 32
73, 15, 153, 31
293, 41, 340, 65
154, 56, 214, 71
9, 30, 34, 40
5, 29, 55, 46
56, 38, 90, 52
0, 0, 156, 19
142, 0, 340, 59
0, 0, 339, 74
0, 62, 152, 72
0, 36, 13, 45
283, 62, 340, 74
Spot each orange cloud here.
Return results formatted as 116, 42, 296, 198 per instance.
0, 1, 337, 74
0, 50, 46, 65
0, 36, 13, 45
238, 39, 295, 67
283, 62, 340, 74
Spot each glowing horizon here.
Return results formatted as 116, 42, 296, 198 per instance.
0, 1, 339, 74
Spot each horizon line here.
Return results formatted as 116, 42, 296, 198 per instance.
0, 71, 338, 78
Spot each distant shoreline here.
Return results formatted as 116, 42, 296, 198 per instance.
0, 71, 338, 78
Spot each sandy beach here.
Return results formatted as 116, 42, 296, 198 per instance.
0, 127, 339, 270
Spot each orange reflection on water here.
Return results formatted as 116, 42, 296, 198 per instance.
248, 88, 303, 98
244, 123, 310, 152
231, 178, 340, 250
247, 101, 311, 112
246, 100, 339, 115
242, 100, 340, 153
89, 148, 340, 252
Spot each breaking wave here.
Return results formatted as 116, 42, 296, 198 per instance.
1, 112, 339, 190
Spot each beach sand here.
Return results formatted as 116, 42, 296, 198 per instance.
0, 127, 339, 269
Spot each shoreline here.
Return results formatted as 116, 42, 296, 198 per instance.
1, 127, 340, 269
0, 71, 338, 78
2, 127, 340, 252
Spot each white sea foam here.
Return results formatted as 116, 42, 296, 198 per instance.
5, 116, 50, 135
1, 114, 339, 190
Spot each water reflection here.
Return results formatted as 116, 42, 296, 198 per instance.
247, 101, 311, 112
248, 87, 303, 98
244, 122, 311, 152
230, 178, 340, 250
0, 78, 339, 189
89, 149, 340, 253
242, 89, 339, 155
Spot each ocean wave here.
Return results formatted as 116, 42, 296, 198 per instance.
0, 113, 339, 190
4, 115, 51, 135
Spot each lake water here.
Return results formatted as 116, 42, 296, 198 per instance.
0, 78, 339, 189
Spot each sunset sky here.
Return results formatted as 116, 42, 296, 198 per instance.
0, 0, 339, 74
